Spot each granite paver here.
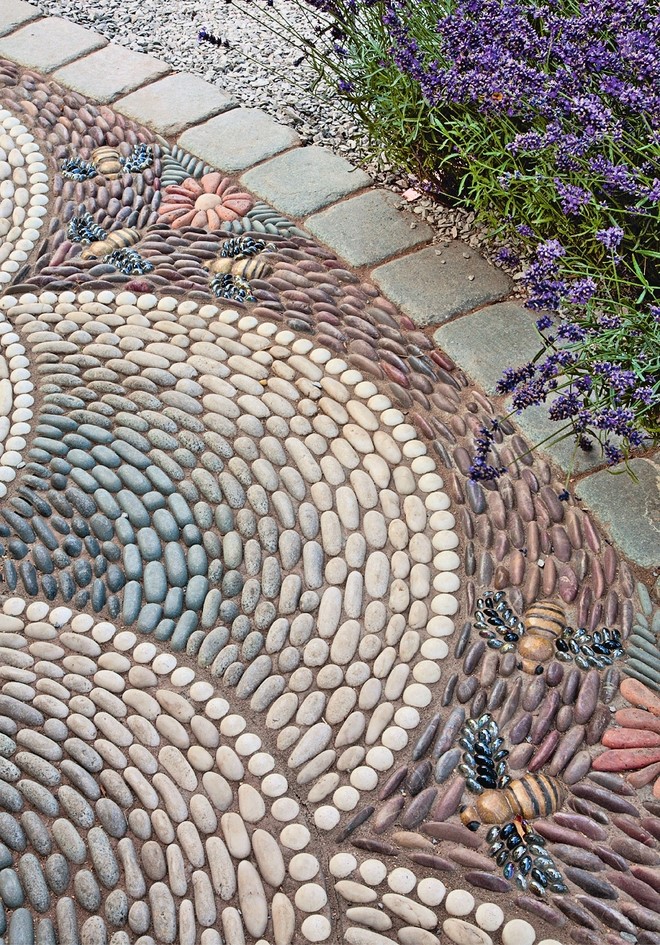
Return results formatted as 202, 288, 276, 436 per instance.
115, 72, 236, 136
576, 459, 660, 569
0, 0, 40, 37
53, 43, 171, 104
178, 107, 300, 173
372, 242, 513, 326
241, 146, 371, 217
0, 15, 105, 71
433, 301, 540, 394
304, 189, 432, 267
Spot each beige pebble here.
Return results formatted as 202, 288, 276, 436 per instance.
417, 877, 446, 906
289, 853, 319, 881
334, 880, 377, 904
271, 797, 299, 821
446, 889, 476, 917
346, 907, 392, 932
443, 919, 493, 945
329, 852, 357, 878
262, 773, 288, 797
280, 823, 311, 850
387, 868, 416, 895
301, 914, 332, 942
295, 883, 328, 912
359, 859, 387, 886
394, 707, 420, 729
350, 766, 378, 791
382, 893, 436, 930
475, 904, 504, 932
314, 805, 340, 830
502, 919, 536, 945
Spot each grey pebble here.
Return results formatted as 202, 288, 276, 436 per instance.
74, 869, 101, 912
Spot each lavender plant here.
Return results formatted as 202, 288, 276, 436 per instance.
225, 0, 659, 474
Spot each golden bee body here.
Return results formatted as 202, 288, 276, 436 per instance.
204, 255, 272, 280
90, 146, 124, 180
460, 773, 566, 826
80, 227, 141, 259
519, 600, 566, 674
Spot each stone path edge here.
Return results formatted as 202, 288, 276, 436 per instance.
0, 0, 657, 581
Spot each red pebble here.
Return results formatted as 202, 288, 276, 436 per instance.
593, 747, 660, 772
616, 708, 660, 734
603, 729, 660, 749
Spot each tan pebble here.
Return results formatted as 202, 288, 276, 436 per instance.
502, 920, 536, 945
220, 714, 246, 737
387, 868, 416, 895
350, 766, 378, 790
334, 880, 377, 904
237, 860, 268, 937
238, 783, 265, 822
271, 797, 299, 821
272, 892, 296, 945
252, 828, 285, 886
359, 859, 387, 886
446, 889, 475, 917
206, 836, 235, 899
262, 773, 288, 797
344, 930, 395, 945
346, 907, 392, 931
382, 893, 436, 929
333, 785, 359, 811
329, 852, 356, 878
417, 877, 446, 906
475, 904, 504, 932
399, 930, 441, 945
314, 805, 340, 830
280, 823, 310, 850
301, 914, 332, 942
288, 852, 319, 881
295, 882, 327, 912
443, 918, 493, 945
221, 812, 251, 858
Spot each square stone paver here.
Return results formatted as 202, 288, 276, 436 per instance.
241, 146, 371, 218
305, 190, 432, 267
372, 243, 512, 326
576, 458, 660, 569
0, 0, 40, 37
433, 301, 540, 395
115, 73, 236, 137
178, 108, 300, 174
0, 16, 105, 71
53, 43, 170, 104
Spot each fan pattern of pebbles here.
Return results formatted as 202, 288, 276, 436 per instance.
0, 51, 655, 945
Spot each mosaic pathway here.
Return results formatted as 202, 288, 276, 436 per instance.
0, 37, 657, 945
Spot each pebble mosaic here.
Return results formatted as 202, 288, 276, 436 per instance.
0, 49, 655, 945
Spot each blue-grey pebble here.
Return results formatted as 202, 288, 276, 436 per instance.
167, 494, 193, 527
162, 587, 184, 620
200, 588, 221, 629
222, 570, 243, 597
8, 907, 32, 945
163, 543, 187, 587
44, 855, 69, 895
154, 619, 175, 642
74, 869, 101, 912
242, 632, 264, 661
17, 854, 49, 913
0, 868, 23, 908
122, 582, 142, 625
214, 504, 233, 534
170, 611, 198, 651
17, 781, 58, 818
92, 467, 122, 493
136, 604, 161, 635
142, 491, 166, 512
152, 509, 179, 541
231, 615, 250, 642
20, 813, 50, 856
185, 574, 208, 611
60, 761, 100, 802
236, 654, 273, 698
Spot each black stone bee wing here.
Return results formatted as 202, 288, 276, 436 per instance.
67, 211, 107, 244
458, 713, 510, 792
120, 143, 153, 174
103, 247, 154, 276
210, 273, 256, 303
61, 156, 98, 181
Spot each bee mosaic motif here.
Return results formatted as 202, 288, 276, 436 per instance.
67, 213, 154, 276
61, 143, 153, 181
205, 235, 275, 303
458, 713, 567, 896
474, 592, 623, 674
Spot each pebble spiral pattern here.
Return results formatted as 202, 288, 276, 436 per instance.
0, 53, 654, 945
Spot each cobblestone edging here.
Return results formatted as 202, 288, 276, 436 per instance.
1, 1, 658, 579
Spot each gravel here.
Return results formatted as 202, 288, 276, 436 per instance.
33, 0, 524, 282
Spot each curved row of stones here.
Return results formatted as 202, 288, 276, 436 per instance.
0, 66, 652, 945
